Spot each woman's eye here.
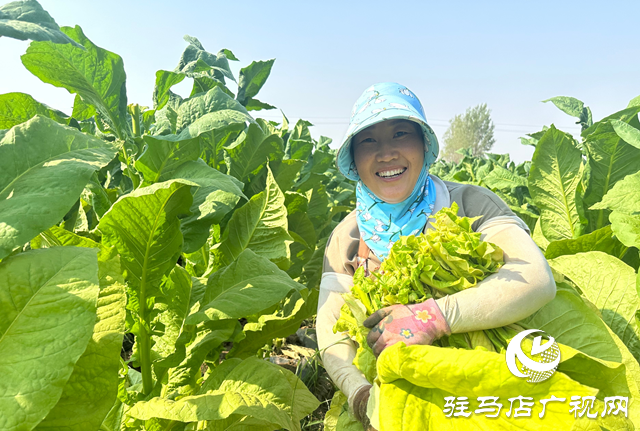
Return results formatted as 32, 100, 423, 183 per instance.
394, 131, 408, 138
360, 137, 375, 144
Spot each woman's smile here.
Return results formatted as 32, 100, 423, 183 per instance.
352, 119, 424, 203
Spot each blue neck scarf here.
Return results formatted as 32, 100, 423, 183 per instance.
355, 160, 436, 261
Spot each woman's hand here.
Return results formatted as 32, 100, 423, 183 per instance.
363, 298, 450, 357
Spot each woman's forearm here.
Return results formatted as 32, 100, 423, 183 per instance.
435, 218, 556, 334
317, 273, 371, 407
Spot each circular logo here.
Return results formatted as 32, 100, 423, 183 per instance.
505, 329, 561, 383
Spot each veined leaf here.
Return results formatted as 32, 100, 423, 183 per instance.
609, 211, 640, 249
549, 252, 640, 363
376, 342, 603, 431
590, 169, 640, 214
163, 319, 239, 397
629, 95, 640, 109
0, 116, 117, 259
35, 264, 126, 431
481, 164, 527, 189
224, 122, 284, 182
543, 96, 592, 129
135, 135, 201, 185
176, 86, 249, 134
170, 159, 245, 253
21, 25, 129, 138
129, 357, 319, 431
152, 265, 192, 366
522, 284, 640, 424
175, 35, 235, 84
229, 289, 318, 359
0, 92, 67, 129
245, 97, 276, 111
0, 0, 82, 47
98, 181, 193, 314
236, 59, 275, 105
0, 247, 100, 431
285, 120, 314, 161
582, 106, 640, 230
153, 69, 186, 110
545, 225, 627, 260
273, 159, 306, 191
217, 166, 293, 269
187, 249, 306, 324
611, 118, 640, 150
528, 126, 584, 241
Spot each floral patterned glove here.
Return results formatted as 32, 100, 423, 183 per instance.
363, 298, 451, 357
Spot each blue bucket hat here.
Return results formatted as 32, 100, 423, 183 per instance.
336, 82, 439, 181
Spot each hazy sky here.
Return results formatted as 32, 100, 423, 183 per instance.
1, 0, 639, 163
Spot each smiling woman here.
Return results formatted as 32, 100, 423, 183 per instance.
316, 82, 557, 430
351, 119, 424, 204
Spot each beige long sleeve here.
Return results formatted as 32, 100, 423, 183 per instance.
316, 217, 556, 407
434, 216, 556, 333
316, 272, 371, 408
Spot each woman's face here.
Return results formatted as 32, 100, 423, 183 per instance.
352, 119, 425, 204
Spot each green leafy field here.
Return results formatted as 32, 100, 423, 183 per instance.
1, 1, 639, 430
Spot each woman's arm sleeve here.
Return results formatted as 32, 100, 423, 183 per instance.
435, 216, 556, 333
317, 272, 371, 408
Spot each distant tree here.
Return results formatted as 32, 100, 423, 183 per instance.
441, 103, 495, 163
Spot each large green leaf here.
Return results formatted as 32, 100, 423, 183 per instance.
273, 159, 306, 192
520, 285, 624, 362
236, 59, 275, 105
98, 181, 193, 316
169, 159, 244, 253
35, 262, 126, 431
175, 35, 235, 84
609, 212, 640, 249
224, 122, 284, 182
285, 120, 314, 161
0, 116, 117, 259
549, 252, 640, 362
545, 225, 627, 260
176, 86, 249, 133
591, 169, 640, 214
528, 126, 584, 241
611, 119, 640, 150
0, 0, 82, 46
519, 284, 640, 424
216, 166, 293, 269
481, 164, 527, 189
135, 135, 201, 185
0, 247, 100, 431
187, 249, 306, 325
129, 357, 319, 431
152, 265, 193, 365
163, 319, 239, 397
153, 69, 185, 110
0, 92, 67, 129
582, 106, 640, 230
229, 289, 318, 359
543, 96, 592, 129
21, 25, 129, 137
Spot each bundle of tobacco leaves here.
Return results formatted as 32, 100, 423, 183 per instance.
333, 203, 510, 382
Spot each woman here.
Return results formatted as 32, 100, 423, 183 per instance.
316, 82, 556, 429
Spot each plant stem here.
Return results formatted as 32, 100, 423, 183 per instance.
138, 283, 153, 394
131, 104, 141, 137
138, 324, 154, 395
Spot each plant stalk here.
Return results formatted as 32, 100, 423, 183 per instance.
131, 104, 141, 137
138, 326, 154, 395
